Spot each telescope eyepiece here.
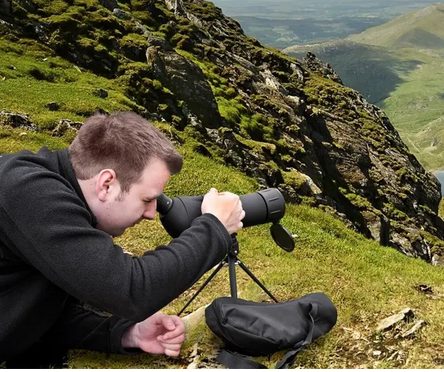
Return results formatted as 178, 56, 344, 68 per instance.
156, 193, 173, 215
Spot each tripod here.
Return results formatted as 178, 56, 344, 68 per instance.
178, 235, 278, 315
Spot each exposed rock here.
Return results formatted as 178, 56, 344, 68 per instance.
304, 52, 343, 84
93, 88, 108, 99
98, 0, 117, 11
414, 283, 444, 299
146, 39, 222, 128
52, 119, 82, 137
0, 0, 11, 15
401, 320, 426, 338
376, 308, 414, 332
45, 101, 60, 111
0, 111, 37, 130
432, 254, 444, 266
112, 8, 131, 20
165, 0, 187, 17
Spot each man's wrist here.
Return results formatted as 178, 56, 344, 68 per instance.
121, 323, 139, 349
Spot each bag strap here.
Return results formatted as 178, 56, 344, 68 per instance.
217, 350, 268, 369
216, 303, 318, 369
275, 302, 317, 368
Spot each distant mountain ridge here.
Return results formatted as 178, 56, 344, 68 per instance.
347, 3, 444, 50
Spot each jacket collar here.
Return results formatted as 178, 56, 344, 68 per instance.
56, 148, 98, 227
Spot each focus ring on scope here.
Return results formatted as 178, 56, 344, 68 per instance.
257, 188, 285, 222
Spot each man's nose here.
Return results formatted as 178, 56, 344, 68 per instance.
143, 200, 157, 220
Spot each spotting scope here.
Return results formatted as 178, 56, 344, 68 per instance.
157, 188, 295, 251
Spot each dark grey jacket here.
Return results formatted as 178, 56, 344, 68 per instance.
0, 148, 230, 360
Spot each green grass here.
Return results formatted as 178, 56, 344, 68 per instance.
0, 37, 136, 129
0, 126, 68, 152
347, 4, 444, 49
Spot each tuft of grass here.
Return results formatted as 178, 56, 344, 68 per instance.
0, 127, 68, 153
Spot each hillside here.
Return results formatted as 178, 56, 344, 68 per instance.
1, 0, 444, 260
347, 4, 444, 51
284, 4, 444, 171
0, 0, 444, 368
347, 3, 444, 172
73, 154, 444, 369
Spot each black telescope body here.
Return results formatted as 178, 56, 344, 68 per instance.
157, 188, 285, 238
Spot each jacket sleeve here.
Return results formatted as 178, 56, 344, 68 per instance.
0, 163, 231, 322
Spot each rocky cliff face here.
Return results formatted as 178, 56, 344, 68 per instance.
1, 0, 443, 263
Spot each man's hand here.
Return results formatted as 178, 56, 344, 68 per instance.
201, 188, 245, 234
121, 312, 185, 357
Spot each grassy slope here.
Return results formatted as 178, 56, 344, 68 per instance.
381, 49, 444, 171
347, 4, 444, 48
0, 38, 138, 129
0, 30, 443, 370
2, 128, 440, 368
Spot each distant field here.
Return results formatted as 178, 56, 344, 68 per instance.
233, 16, 382, 49
381, 49, 444, 171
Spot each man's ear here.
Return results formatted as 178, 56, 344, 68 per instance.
95, 169, 119, 202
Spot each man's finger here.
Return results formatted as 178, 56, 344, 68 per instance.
158, 316, 185, 340
158, 334, 185, 345
164, 347, 181, 357
160, 316, 177, 331
157, 327, 184, 341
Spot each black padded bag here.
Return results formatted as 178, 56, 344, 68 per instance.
205, 292, 337, 369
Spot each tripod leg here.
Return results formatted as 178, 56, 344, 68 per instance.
178, 260, 225, 315
227, 255, 238, 299
237, 260, 279, 303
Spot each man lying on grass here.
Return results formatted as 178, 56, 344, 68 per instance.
0, 111, 245, 367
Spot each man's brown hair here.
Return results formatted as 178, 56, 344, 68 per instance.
69, 111, 183, 192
